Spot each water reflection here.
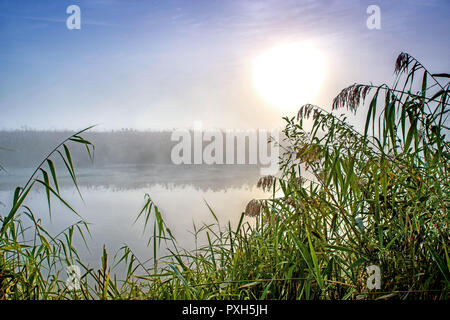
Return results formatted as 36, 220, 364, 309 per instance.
0, 164, 263, 191
0, 164, 268, 270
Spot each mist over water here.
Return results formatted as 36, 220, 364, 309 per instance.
0, 131, 269, 270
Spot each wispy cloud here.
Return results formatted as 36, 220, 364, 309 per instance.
0, 14, 115, 27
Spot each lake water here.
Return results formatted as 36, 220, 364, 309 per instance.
0, 164, 268, 272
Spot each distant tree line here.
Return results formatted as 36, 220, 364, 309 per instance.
0, 130, 270, 168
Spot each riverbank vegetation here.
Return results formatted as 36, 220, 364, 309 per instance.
0, 53, 448, 300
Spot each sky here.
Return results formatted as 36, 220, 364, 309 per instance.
0, 0, 449, 131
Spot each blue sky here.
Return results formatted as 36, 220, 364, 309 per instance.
0, 0, 449, 130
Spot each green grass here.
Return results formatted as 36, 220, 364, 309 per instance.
0, 52, 448, 300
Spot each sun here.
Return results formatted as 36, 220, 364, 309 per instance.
252, 42, 326, 111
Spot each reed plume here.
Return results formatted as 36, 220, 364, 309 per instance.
257, 175, 275, 192
244, 199, 263, 217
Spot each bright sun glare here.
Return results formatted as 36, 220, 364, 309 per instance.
252, 42, 326, 111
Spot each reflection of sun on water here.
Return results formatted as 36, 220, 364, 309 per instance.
252, 42, 326, 111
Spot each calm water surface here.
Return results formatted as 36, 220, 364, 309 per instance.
0, 164, 268, 270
